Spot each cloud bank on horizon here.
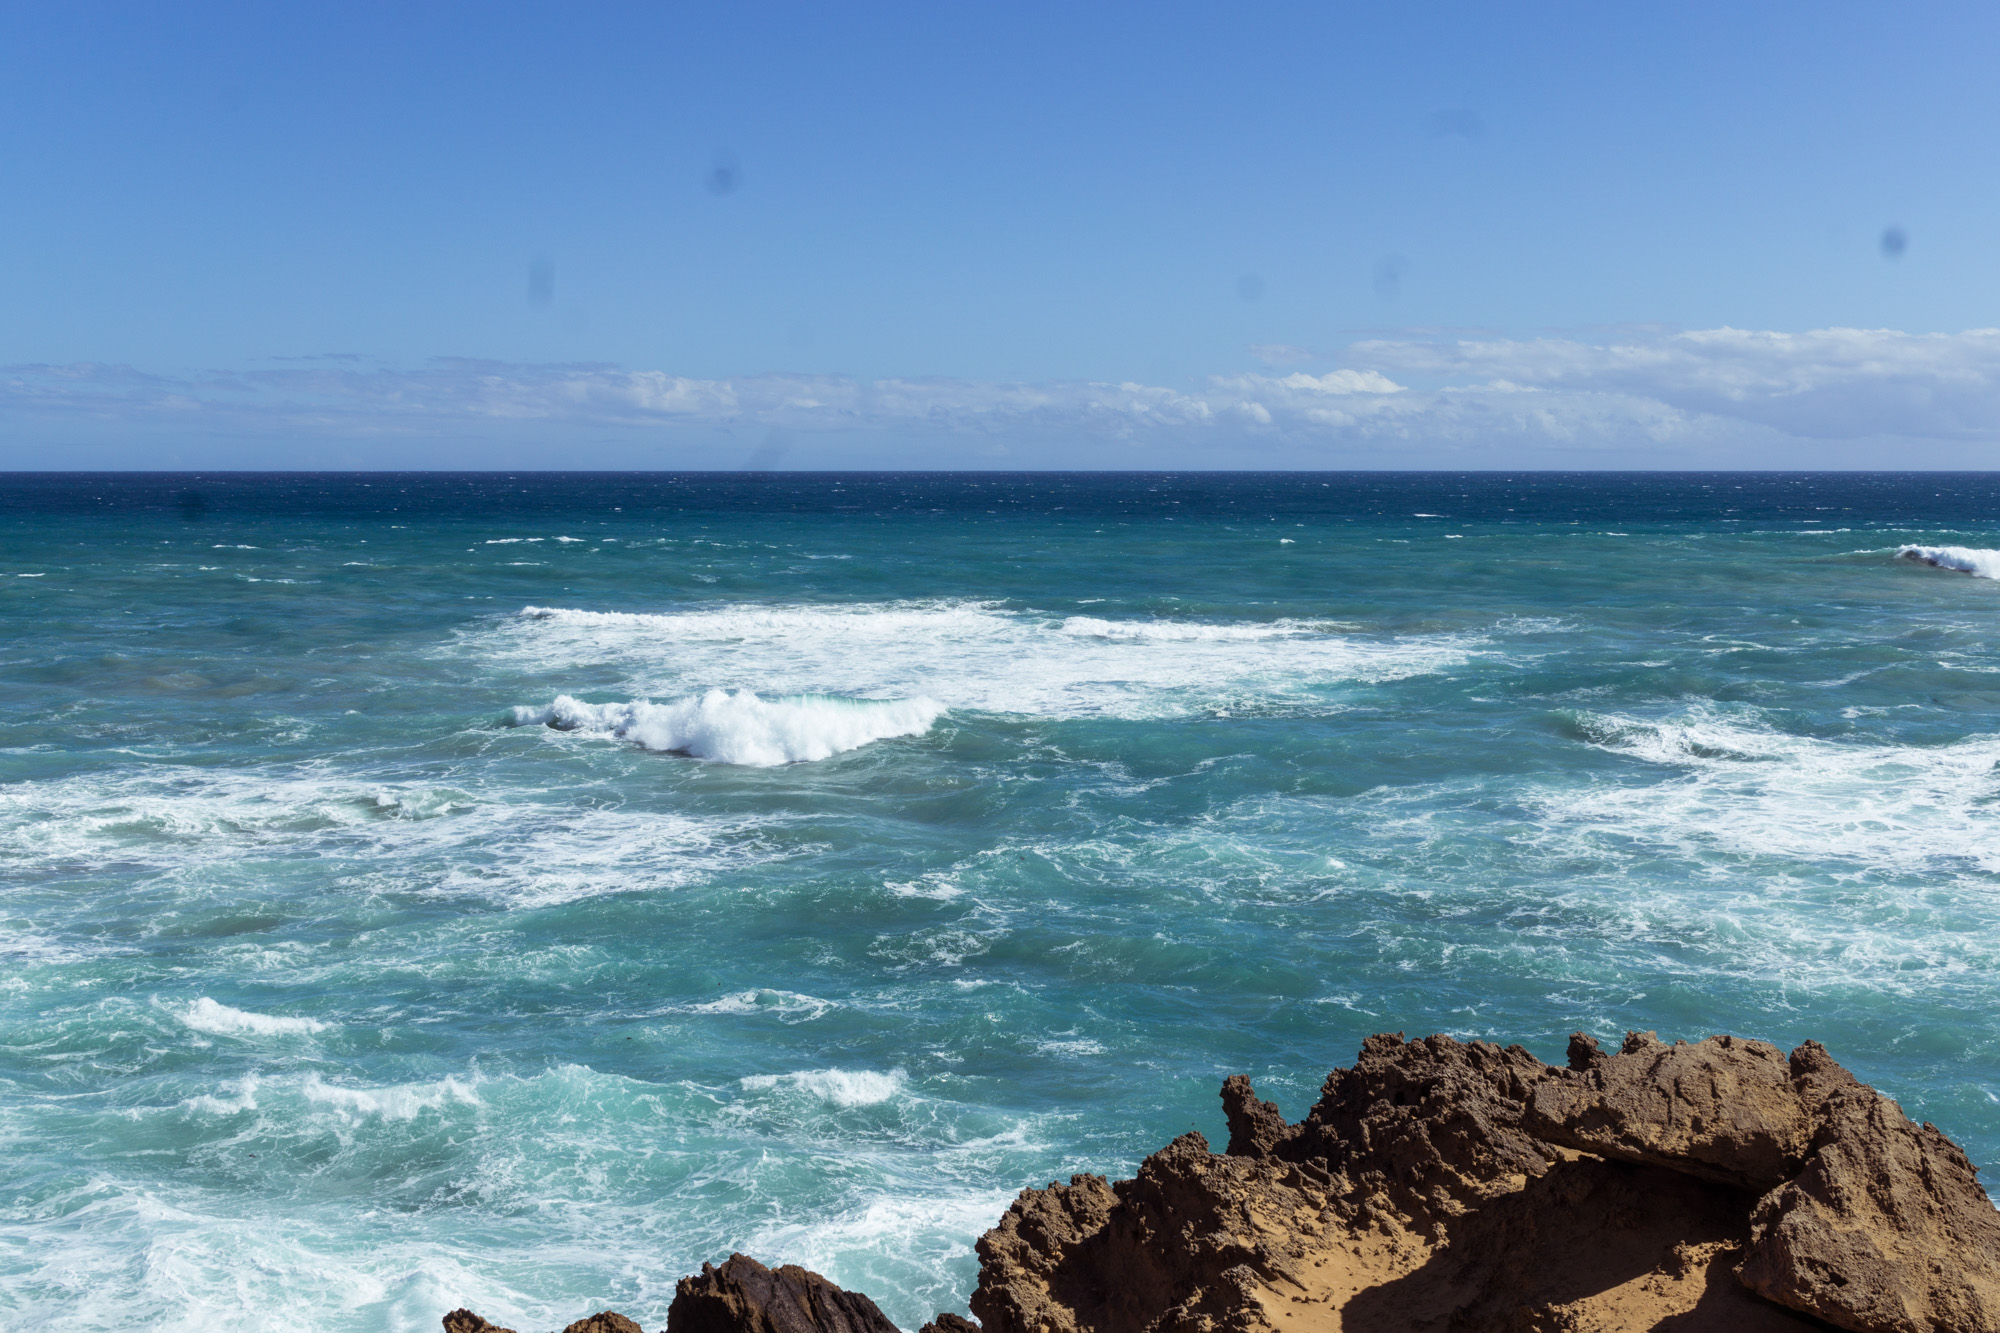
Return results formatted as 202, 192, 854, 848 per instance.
7, 7, 1999, 470
9, 326, 2000, 470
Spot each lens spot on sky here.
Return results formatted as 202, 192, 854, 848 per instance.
1424, 107, 1484, 139
1373, 255, 1408, 300
706, 151, 741, 196
527, 255, 555, 307
1880, 226, 1907, 259
1236, 274, 1265, 302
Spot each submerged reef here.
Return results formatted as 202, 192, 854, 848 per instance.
443, 1031, 2000, 1333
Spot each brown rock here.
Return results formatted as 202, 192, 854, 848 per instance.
917, 1314, 980, 1333
1219, 1075, 1289, 1159
1525, 1032, 1812, 1190
669, 1253, 899, 1333
564, 1315, 644, 1333
1737, 1049, 2000, 1333
961, 1031, 2000, 1333
970, 1133, 1294, 1333
1284, 1031, 1561, 1214
442, 1311, 517, 1333
442, 1307, 640, 1333
1336, 1156, 1810, 1332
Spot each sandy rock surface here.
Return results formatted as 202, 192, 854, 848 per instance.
971, 1032, 1999, 1333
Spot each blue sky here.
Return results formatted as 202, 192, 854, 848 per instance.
4, 2, 1999, 468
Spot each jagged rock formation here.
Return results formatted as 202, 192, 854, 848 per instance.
670, 1255, 901, 1333
444, 1030, 2000, 1333
443, 1309, 640, 1333
972, 1032, 2000, 1333
443, 1254, 899, 1333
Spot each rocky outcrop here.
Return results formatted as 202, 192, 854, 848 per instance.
1273, 1031, 1561, 1216
1524, 1031, 1812, 1189
971, 1031, 2000, 1333
1737, 1043, 2000, 1333
446, 1030, 1999, 1333
670, 1255, 900, 1333
443, 1313, 516, 1333
971, 1132, 1305, 1333
439, 1253, 898, 1333
1219, 1074, 1289, 1159
443, 1312, 640, 1333
563, 1317, 643, 1333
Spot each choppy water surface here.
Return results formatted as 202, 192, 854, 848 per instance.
4, 472, 1999, 1331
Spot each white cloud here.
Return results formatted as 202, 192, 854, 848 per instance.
1346, 327, 2000, 441
6, 327, 2000, 467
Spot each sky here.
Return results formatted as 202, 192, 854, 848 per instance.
3, 2, 1999, 469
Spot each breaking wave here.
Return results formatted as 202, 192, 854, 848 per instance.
497, 602, 1479, 720
739, 1068, 907, 1107
510, 690, 944, 766
1563, 706, 2000, 874
1899, 545, 2000, 579
178, 997, 329, 1037
1056, 615, 1334, 642
301, 1074, 482, 1121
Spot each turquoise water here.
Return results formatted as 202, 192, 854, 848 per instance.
4, 472, 1999, 1331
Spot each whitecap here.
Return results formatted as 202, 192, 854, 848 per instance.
1034, 1037, 1107, 1057
1899, 544, 2000, 579
739, 1068, 905, 1107
1057, 615, 1325, 642
509, 690, 944, 766
184, 1073, 263, 1115
301, 1074, 480, 1120
178, 997, 329, 1037
0, 765, 772, 908
1563, 705, 2000, 874
494, 600, 1477, 720
680, 989, 837, 1022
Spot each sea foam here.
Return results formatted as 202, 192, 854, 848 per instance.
1565, 705, 2000, 875
179, 997, 329, 1037
500, 601, 1475, 720
1899, 545, 2000, 579
301, 1073, 481, 1120
682, 989, 838, 1022
510, 690, 944, 766
740, 1068, 906, 1107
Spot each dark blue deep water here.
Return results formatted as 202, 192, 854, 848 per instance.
4, 472, 1999, 1330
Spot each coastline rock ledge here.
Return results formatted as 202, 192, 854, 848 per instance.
443, 1030, 2000, 1333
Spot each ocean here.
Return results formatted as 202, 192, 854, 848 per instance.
3, 471, 1998, 1331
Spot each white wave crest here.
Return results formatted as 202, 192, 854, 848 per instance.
0, 765, 778, 909
681, 989, 838, 1021
1568, 712, 1786, 765
179, 997, 328, 1037
1565, 706, 2000, 873
1899, 544, 2000, 579
499, 601, 1477, 720
739, 1068, 906, 1106
1057, 615, 1328, 642
301, 1074, 481, 1120
510, 690, 943, 766
184, 1073, 263, 1115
